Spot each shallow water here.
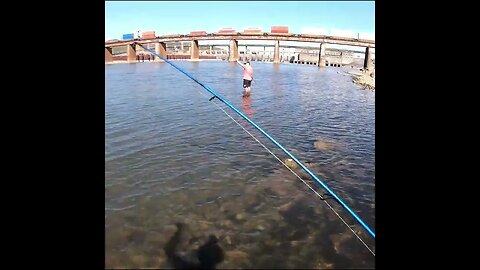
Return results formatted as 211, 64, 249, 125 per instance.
105, 61, 375, 268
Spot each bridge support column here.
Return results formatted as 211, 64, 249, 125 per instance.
228, 40, 239, 62
317, 43, 326, 67
191, 40, 199, 60
274, 40, 280, 63
127, 43, 136, 63
155, 42, 167, 62
363, 47, 373, 71
105, 47, 113, 63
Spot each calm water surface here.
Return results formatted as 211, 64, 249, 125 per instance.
105, 61, 375, 268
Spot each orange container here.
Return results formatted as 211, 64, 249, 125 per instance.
271, 26, 289, 33
142, 31, 156, 38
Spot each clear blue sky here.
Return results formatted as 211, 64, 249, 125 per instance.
105, 1, 375, 40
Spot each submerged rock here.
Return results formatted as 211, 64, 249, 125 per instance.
269, 183, 293, 196
145, 231, 165, 246
225, 250, 250, 267
278, 201, 294, 212
130, 254, 148, 266
105, 255, 122, 268
284, 158, 298, 170
256, 225, 265, 231
315, 260, 335, 269
225, 235, 232, 245
330, 233, 354, 255
235, 213, 247, 221
127, 229, 147, 245
314, 139, 337, 151
198, 221, 210, 231
219, 219, 233, 229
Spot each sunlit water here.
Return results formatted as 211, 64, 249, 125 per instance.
105, 61, 375, 269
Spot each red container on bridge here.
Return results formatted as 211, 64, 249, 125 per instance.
271, 26, 289, 33
142, 31, 156, 39
190, 31, 207, 36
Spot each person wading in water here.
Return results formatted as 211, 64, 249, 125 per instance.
237, 60, 254, 97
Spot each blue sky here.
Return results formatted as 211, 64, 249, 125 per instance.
105, 1, 375, 41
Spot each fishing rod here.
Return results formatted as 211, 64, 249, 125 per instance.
134, 42, 375, 239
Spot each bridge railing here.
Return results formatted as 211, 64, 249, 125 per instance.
105, 32, 374, 46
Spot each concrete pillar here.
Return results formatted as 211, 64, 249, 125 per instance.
105, 47, 113, 63
274, 40, 280, 63
155, 42, 167, 62
228, 39, 239, 61
191, 40, 199, 60
317, 43, 326, 67
127, 43, 136, 63
181, 42, 184, 52
363, 47, 373, 71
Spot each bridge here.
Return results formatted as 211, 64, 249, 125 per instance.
105, 32, 375, 70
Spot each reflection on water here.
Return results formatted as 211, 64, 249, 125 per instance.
105, 61, 375, 268
242, 96, 255, 119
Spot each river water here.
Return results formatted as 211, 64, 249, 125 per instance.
105, 61, 375, 268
